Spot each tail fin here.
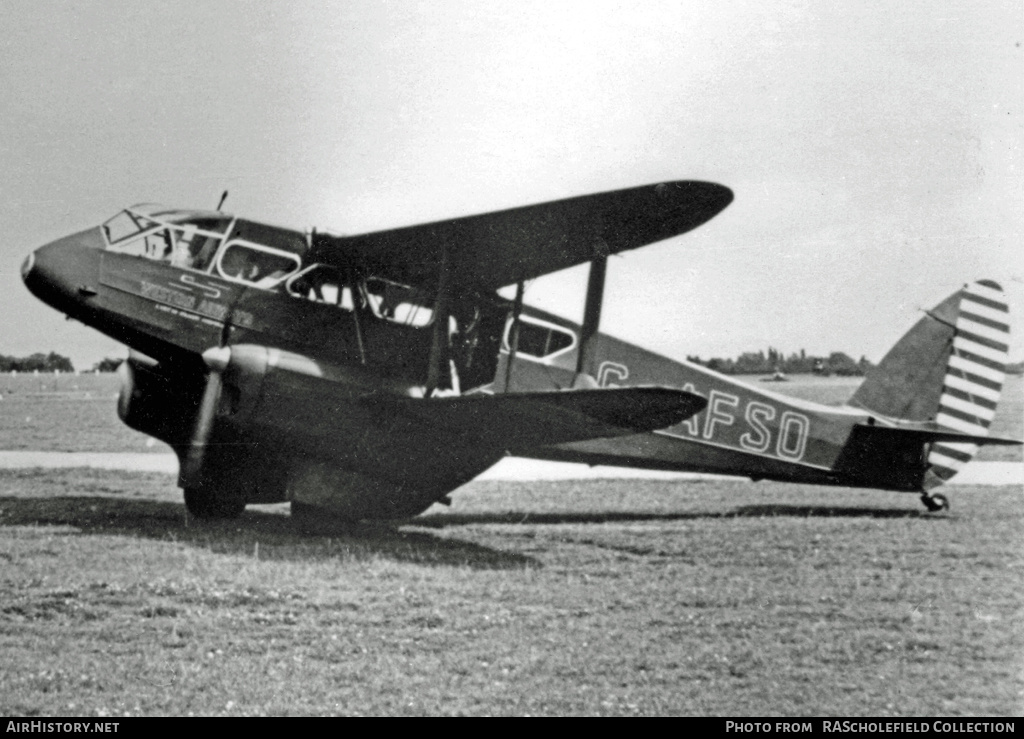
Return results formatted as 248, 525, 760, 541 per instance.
848, 280, 1012, 489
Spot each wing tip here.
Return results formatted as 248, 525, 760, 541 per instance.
656, 180, 734, 206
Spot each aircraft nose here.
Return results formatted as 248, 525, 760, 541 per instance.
22, 226, 105, 312
19, 251, 34, 281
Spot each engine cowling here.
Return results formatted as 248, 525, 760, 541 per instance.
116, 357, 196, 447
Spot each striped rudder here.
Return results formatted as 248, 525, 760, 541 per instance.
923, 280, 1010, 490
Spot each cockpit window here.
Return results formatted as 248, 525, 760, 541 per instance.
103, 211, 159, 244
101, 207, 232, 273
216, 241, 301, 289
363, 277, 434, 327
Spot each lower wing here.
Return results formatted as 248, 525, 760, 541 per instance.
365, 386, 707, 450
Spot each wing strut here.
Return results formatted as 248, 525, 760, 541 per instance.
503, 281, 524, 392
574, 246, 608, 387
349, 284, 367, 365
426, 244, 452, 396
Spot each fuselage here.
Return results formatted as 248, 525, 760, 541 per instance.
489, 307, 922, 489
21, 204, 926, 498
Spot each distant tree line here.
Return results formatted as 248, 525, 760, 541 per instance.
92, 357, 124, 373
685, 347, 874, 376
0, 352, 75, 373
5, 349, 1018, 377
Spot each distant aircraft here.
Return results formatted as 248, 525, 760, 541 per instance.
21, 181, 1018, 522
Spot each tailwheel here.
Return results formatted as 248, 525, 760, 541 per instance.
183, 487, 246, 519
920, 492, 949, 513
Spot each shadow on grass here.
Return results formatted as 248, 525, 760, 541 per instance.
0, 496, 532, 570
730, 503, 936, 518
413, 504, 933, 527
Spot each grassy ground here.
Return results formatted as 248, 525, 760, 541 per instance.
0, 373, 1020, 715
0, 374, 157, 454
0, 469, 1020, 716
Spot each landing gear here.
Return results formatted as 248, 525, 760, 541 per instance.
183, 487, 246, 519
920, 492, 949, 512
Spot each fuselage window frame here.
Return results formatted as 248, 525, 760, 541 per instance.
285, 263, 356, 310
502, 315, 577, 362
214, 239, 303, 290
362, 276, 435, 329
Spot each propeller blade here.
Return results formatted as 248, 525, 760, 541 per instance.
179, 347, 231, 487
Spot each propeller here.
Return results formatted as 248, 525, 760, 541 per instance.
179, 346, 232, 488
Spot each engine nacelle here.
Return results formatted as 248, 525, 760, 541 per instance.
116, 358, 197, 447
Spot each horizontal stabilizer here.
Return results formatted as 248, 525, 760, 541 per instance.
854, 423, 1022, 447
362, 387, 706, 450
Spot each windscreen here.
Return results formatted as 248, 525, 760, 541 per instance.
101, 207, 233, 273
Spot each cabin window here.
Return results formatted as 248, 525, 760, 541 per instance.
286, 264, 355, 310
215, 241, 301, 289
504, 316, 576, 360
363, 277, 434, 327
162, 226, 223, 272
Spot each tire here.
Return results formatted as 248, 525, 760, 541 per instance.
183, 487, 246, 519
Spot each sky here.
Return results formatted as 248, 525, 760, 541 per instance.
1, 0, 1020, 370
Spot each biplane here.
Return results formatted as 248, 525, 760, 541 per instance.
21, 181, 1018, 522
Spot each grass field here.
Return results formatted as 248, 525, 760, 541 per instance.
0, 374, 154, 454
0, 470, 1021, 716
0, 372, 1020, 716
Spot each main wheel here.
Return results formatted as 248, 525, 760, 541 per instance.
183, 487, 246, 519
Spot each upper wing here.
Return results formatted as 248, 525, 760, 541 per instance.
309, 181, 732, 292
